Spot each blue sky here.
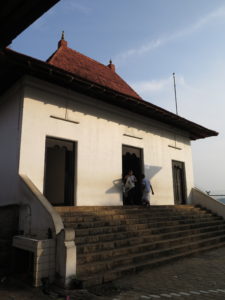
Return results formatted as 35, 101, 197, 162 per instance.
11, 0, 225, 194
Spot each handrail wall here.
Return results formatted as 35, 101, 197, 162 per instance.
19, 174, 76, 287
19, 174, 64, 238
192, 187, 225, 220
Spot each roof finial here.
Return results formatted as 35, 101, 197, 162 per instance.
107, 59, 115, 72
61, 30, 65, 40
58, 31, 68, 49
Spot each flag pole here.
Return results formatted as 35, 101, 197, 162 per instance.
173, 72, 178, 115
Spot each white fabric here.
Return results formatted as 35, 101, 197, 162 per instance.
125, 175, 136, 191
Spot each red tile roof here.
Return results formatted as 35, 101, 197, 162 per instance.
0, 47, 218, 140
47, 38, 142, 100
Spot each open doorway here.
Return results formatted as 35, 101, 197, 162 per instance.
172, 160, 187, 204
44, 137, 76, 206
122, 145, 143, 205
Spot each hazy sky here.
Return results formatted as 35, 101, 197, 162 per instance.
11, 0, 225, 194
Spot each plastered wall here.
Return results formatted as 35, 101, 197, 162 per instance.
19, 76, 194, 206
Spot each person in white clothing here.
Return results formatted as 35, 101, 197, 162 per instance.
124, 170, 137, 205
141, 174, 154, 206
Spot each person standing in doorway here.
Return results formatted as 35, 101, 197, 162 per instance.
124, 170, 137, 205
141, 174, 154, 206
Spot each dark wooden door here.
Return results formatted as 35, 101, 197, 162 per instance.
172, 160, 187, 204
44, 137, 75, 206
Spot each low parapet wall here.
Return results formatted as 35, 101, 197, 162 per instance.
17, 174, 76, 287
19, 174, 64, 239
192, 187, 225, 220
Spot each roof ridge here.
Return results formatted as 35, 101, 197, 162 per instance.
47, 43, 142, 99
63, 46, 142, 99
48, 44, 112, 71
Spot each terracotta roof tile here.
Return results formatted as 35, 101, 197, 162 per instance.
47, 39, 142, 100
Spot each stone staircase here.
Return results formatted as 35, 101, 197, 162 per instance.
55, 205, 225, 287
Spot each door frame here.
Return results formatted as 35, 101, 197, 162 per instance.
43, 136, 77, 206
122, 144, 144, 177
122, 144, 144, 205
172, 160, 187, 205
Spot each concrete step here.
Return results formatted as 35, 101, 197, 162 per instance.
70, 218, 224, 236
56, 205, 194, 211
54, 205, 211, 216
77, 229, 225, 263
75, 223, 225, 245
77, 234, 225, 276
60, 211, 215, 223
62, 214, 222, 228
56, 206, 211, 217
74, 219, 225, 238
76, 227, 225, 254
56, 205, 225, 287
79, 241, 225, 288
54, 205, 211, 215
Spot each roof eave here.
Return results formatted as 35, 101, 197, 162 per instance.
0, 48, 218, 140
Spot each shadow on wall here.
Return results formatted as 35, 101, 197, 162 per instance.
28, 86, 190, 147
105, 178, 124, 203
105, 165, 162, 203
144, 165, 162, 181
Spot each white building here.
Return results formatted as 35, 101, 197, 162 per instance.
0, 36, 217, 209
0, 36, 218, 286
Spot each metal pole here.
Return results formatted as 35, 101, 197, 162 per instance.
173, 72, 178, 115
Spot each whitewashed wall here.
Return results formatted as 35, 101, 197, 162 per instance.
19, 76, 194, 206
0, 83, 22, 206
0, 81, 62, 238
